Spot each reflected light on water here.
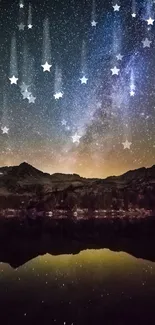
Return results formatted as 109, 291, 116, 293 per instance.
0, 249, 155, 324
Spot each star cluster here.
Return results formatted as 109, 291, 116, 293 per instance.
0, 0, 155, 177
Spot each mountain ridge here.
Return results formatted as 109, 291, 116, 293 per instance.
0, 162, 155, 211
0, 161, 155, 181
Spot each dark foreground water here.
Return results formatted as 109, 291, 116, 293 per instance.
0, 249, 155, 325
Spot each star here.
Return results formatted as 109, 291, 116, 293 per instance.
122, 140, 132, 149
61, 119, 67, 126
130, 90, 135, 96
72, 133, 81, 144
1, 126, 9, 134
97, 102, 102, 108
28, 24, 33, 29
116, 53, 123, 61
91, 20, 97, 27
146, 17, 154, 25
20, 82, 29, 92
131, 13, 136, 18
18, 23, 25, 30
22, 90, 31, 99
9, 75, 18, 84
113, 4, 120, 11
130, 83, 136, 91
142, 38, 152, 48
28, 95, 36, 103
80, 76, 88, 84
41, 62, 52, 72
53, 92, 63, 100
111, 66, 120, 75
19, 3, 24, 8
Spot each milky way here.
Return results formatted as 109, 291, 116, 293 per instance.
0, 0, 155, 177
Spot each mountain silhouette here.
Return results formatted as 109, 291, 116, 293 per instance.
1, 161, 155, 183
0, 162, 49, 179
0, 234, 155, 268
0, 162, 155, 211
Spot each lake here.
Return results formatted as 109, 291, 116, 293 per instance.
0, 248, 155, 324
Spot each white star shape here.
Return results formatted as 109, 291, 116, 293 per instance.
146, 17, 154, 25
97, 102, 102, 108
91, 20, 97, 27
142, 38, 152, 48
80, 76, 88, 84
18, 23, 25, 30
130, 83, 136, 91
113, 4, 120, 11
131, 13, 136, 18
20, 82, 29, 92
19, 3, 24, 8
53, 92, 63, 100
130, 90, 135, 96
41, 62, 52, 72
28, 95, 36, 103
9, 75, 18, 84
116, 53, 123, 61
22, 90, 31, 99
28, 24, 33, 29
72, 133, 81, 144
122, 140, 132, 149
61, 119, 67, 126
1, 126, 9, 134
111, 66, 120, 75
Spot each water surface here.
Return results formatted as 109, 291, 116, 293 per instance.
0, 249, 155, 324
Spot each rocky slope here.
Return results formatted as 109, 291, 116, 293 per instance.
0, 162, 155, 212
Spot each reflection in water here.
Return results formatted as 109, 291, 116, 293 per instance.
0, 249, 155, 324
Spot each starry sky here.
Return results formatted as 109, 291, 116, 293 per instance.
0, 0, 155, 178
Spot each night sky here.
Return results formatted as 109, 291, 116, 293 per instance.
0, 0, 155, 178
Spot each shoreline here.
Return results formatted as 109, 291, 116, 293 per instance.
0, 208, 153, 219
